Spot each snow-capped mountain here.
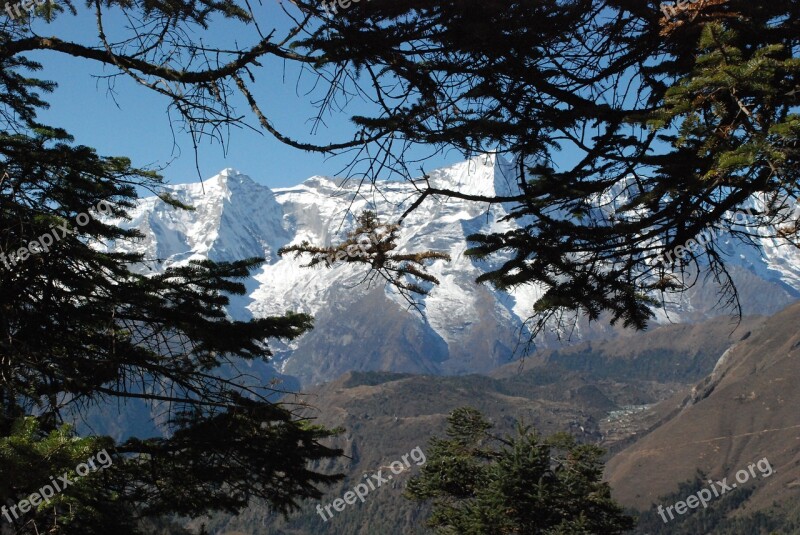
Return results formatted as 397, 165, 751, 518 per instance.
106, 155, 800, 385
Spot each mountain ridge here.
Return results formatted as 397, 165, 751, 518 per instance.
199, 306, 799, 535
105, 156, 800, 385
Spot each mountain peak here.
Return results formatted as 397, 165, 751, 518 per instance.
173, 168, 259, 197
424, 152, 519, 198
207, 168, 258, 190
219, 167, 243, 177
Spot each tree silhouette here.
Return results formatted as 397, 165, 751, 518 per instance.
405, 407, 635, 534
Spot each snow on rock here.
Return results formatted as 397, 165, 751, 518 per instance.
105, 156, 800, 384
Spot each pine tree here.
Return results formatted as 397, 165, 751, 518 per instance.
405, 407, 635, 534
1, 33, 344, 535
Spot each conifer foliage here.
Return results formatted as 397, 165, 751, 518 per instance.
5, 0, 797, 334
278, 211, 450, 307
2, 0, 798, 529
290, 0, 800, 334
0, 26, 343, 535
405, 407, 635, 534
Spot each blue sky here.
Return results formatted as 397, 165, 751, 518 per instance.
25, 2, 461, 189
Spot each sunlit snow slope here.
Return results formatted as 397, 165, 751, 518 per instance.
106, 156, 800, 385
